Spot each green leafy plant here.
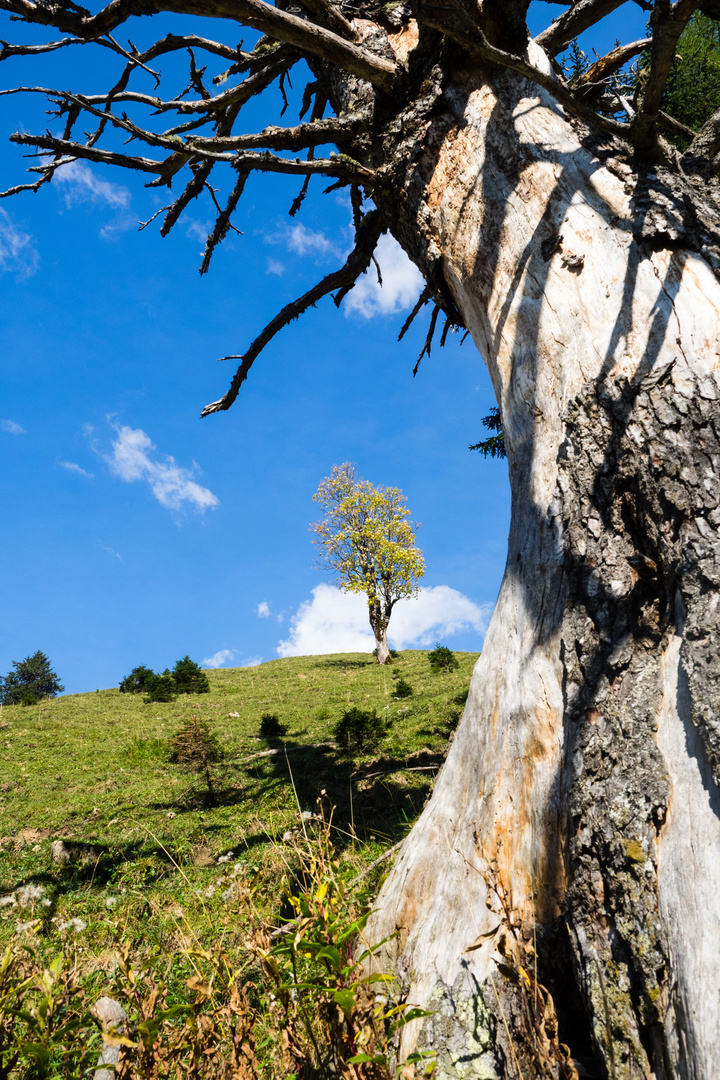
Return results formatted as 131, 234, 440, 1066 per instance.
428, 644, 458, 674
257, 807, 436, 1079
259, 712, 288, 739
333, 707, 386, 755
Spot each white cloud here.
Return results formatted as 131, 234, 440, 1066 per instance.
277, 583, 491, 657
390, 586, 491, 646
345, 233, 423, 319
59, 460, 92, 478
99, 215, 136, 240
55, 160, 130, 210
0, 209, 39, 279
105, 425, 219, 513
256, 601, 271, 619
184, 218, 212, 246
202, 649, 262, 668
101, 544, 123, 562
203, 648, 237, 668
264, 222, 338, 264
287, 223, 336, 259
1, 419, 26, 435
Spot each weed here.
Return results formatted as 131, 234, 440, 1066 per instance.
130, 737, 167, 763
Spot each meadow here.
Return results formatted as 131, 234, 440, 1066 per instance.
0, 649, 477, 1077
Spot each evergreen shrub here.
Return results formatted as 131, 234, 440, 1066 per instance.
393, 678, 413, 699
0, 651, 64, 705
259, 713, 287, 739
172, 655, 210, 695
333, 707, 385, 754
428, 643, 458, 673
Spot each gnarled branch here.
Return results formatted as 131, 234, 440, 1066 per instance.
201, 210, 383, 416
0, 0, 398, 91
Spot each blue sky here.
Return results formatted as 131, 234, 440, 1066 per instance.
0, 2, 646, 693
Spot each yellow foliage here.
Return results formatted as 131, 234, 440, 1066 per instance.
311, 464, 425, 622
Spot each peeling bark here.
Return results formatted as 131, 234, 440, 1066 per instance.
361, 53, 720, 1080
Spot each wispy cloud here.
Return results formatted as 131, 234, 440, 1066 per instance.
100, 543, 123, 562
256, 601, 271, 618
55, 160, 130, 210
203, 648, 237, 668
0, 209, 39, 280
184, 218, 212, 247
277, 584, 491, 657
287, 223, 336, 259
59, 460, 93, 478
54, 161, 135, 239
264, 222, 338, 264
1, 419, 26, 435
104, 425, 219, 513
345, 233, 423, 319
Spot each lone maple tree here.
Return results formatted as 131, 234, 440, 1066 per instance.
311, 463, 424, 663
2, 0, 720, 1075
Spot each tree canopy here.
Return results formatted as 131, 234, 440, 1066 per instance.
0, 651, 64, 705
311, 463, 424, 663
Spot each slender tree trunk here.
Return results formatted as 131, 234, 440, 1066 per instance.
365, 50, 720, 1079
371, 604, 395, 660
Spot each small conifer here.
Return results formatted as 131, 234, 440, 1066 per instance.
172, 656, 210, 695
0, 651, 64, 705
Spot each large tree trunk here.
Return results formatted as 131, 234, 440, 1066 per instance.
365, 47, 720, 1080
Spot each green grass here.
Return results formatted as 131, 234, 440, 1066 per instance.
0, 649, 476, 964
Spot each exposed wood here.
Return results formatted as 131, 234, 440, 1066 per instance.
366, 54, 720, 1078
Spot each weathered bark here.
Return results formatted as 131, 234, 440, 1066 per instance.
369, 599, 391, 664
360, 46, 720, 1080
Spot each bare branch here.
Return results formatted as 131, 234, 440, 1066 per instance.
575, 38, 651, 96
10, 133, 166, 175
142, 33, 243, 64
398, 285, 431, 342
0, 0, 398, 92
682, 106, 720, 175
199, 168, 248, 275
659, 109, 697, 142
0, 35, 82, 59
298, 0, 356, 40
412, 304, 440, 376
186, 115, 359, 152
535, 0, 626, 57
0, 54, 291, 118
201, 210, 383, 416
420, 12, 628, 139
631, 0, 698, 154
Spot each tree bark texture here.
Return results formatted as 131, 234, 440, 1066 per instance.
363, 45, 720, 1080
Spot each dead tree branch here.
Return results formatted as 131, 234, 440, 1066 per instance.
201, 210, 383, 416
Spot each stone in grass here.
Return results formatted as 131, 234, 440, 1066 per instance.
91, 996, 128, 1080
50, 840, 102, 865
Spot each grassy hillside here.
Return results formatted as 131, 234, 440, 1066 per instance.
0, 649, 476, 960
